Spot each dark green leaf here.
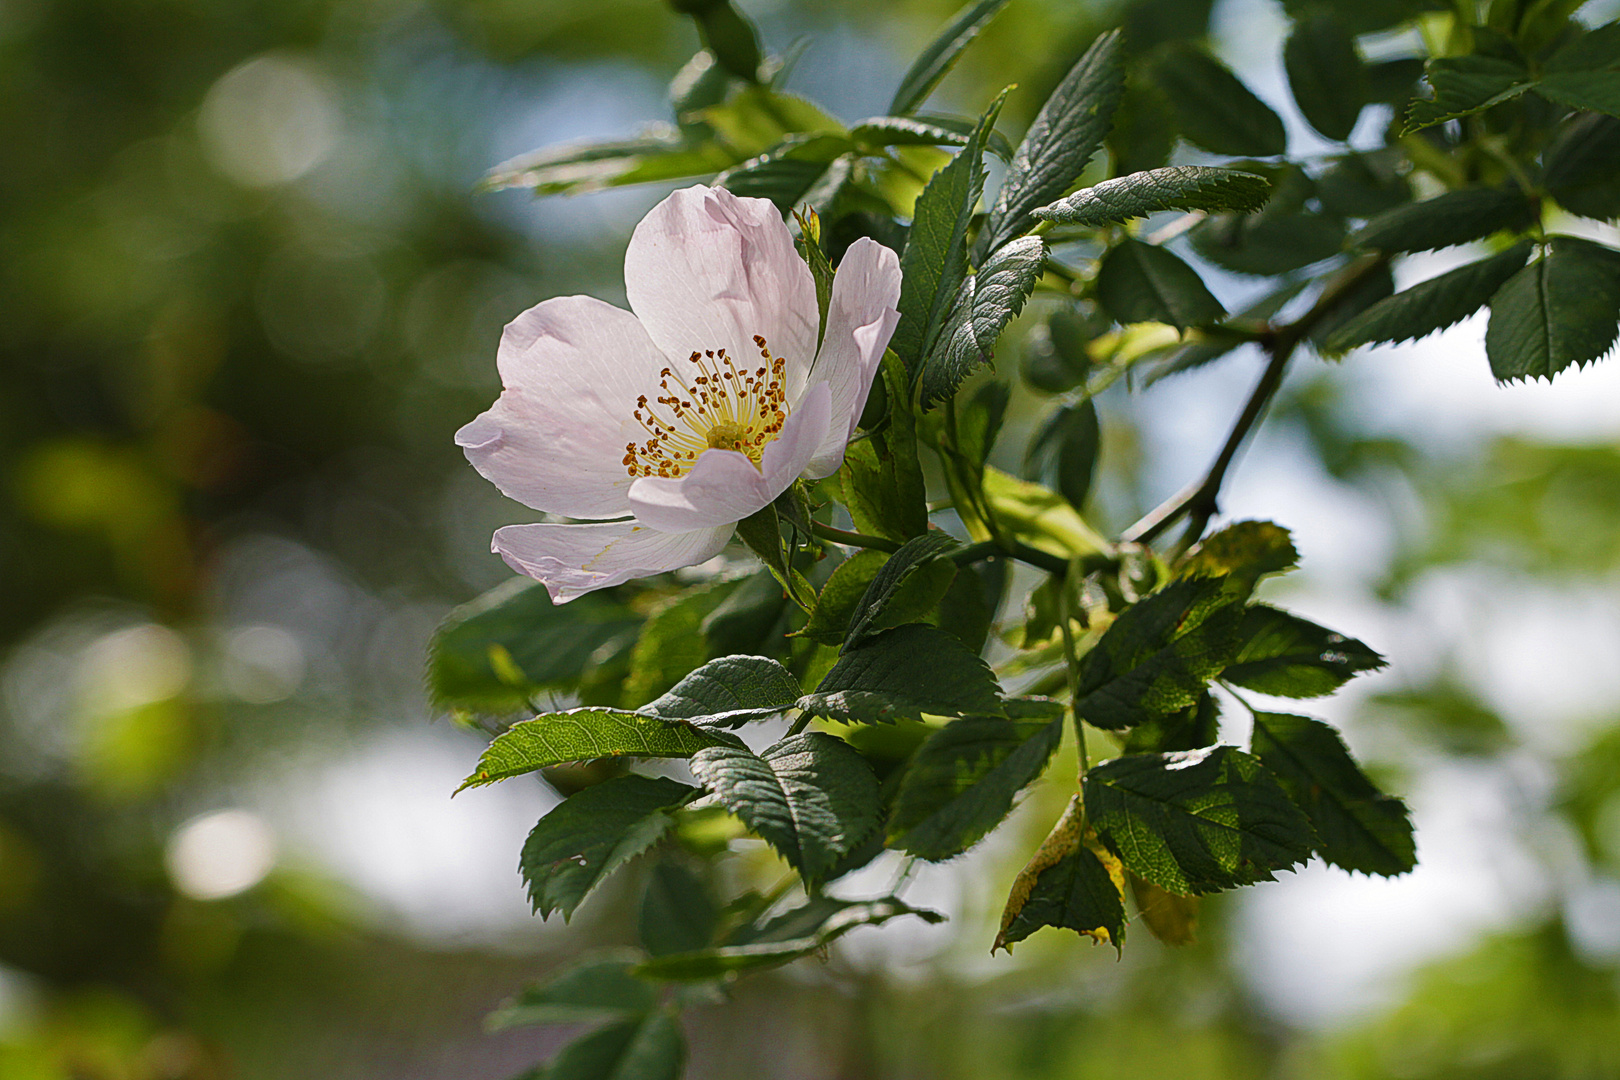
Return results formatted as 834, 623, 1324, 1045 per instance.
1284, 8, 1366, 141
1303, 260, 1396, 350
634, 897, 944, 981
1033, 166, 1272, 227
838, 352, 930, 542
1486, 236, 1620, 381
1107, 80, 1177, 176
1281, 0, 1441, 35
953, 379, 1009, 481
980, 29, 1126, 255
459, 710, 739, 792
1144, 282, 1309, 385
486, 954, 657, 1031
800, 551, 888, 646
638, 655, 800, 728
1190, 207, 1346, 276
889, 704, 1063, 859
1072, 577, 1244, 731
480, 137, 733, 196
1349, 187, 1533, 253
1405, 54, 1534, 132
891, 91, 1008, 379
1024, 401, 1100, 511
1021, 305, 1103, 393
1543, 20, 1620, 75
995, 837, 1127, 948
911, 112, 1019, 158
1251, 712, 1415, 876
1121, 690, 1222, 754
800, 624, 1005, 723
935, 558, 1005, 653
1153, 43, 1288, 157
640, 861, 719, 956
621, 579, 743, 708
1535, 70, 1620, 118
715, 134, 853, 209
542, 1012, 684, 1080
679, 0, 762, 82
1096, 238, 1226, 330
921, 235, 1047, 406
1543, 112, 1620, 221
851, 116, 976, 150
428, 579, 640, 713
1223, 605, 1386, 697
689, 732, 881, 885
1316, 150, 1412, 218
1364, 57, 1426, 105
846, 532, 960, 646
699, 571, 789, 658
519, 775, 694, 920
888, 0, 1012, 115
1325, 241, 1532, 353
1084, 746, 1315, 894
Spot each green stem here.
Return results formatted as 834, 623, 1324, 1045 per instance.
1057, 576, 1090, 776
785, 711, 813, 737
809, 520, 902, 553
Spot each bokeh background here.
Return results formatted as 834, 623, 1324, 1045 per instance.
4, 0, 1620, 1076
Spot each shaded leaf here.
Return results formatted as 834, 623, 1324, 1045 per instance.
1021, 304, 1104, 392
799, 551, 888, 646
1283, 7, 1366, 141
1535, 71, 1620, 118
542, 1012, 684, 1080
1153, 43, 1288, 157
520, 775, 694, 920
851, 115, 977, 150
486, 953, 657, 1031
1180, 519, 1299, 587
634, 897, 944, 981
1543, 112, 1620, 222
689, 732, 881, 885
621, 579, 742, 708
638, 654, 801, 729
1025, 400, 1100, 511
921, 235, 1047, 406
889, 701, 1064, 859
888, 0, 1012, 115
1251, 712, 1415, 876
640, 861, 720, 957
800, 624, 1005, 724
1326, 241, 1532, 353
1096, 238, 1225, 330
1349, 187, 1533, 253
1129, 875, 1200, 946
1121, 690, 1222, 754
1144, 282, 1309, 385
1224, 605, 1386, 697
481, 137, 733, 196
846, 532, 960, 646
1033, 165, 1272, 227
715, 133, 852, 209
1315, 150, 1412, 218
839, 351, 930, 543
1073, 577, 1245, 731
1084, 746, 1315, 894
995, 795, 1126, 950
459, 710, 739, 792
980, 29, 1127, 254
1486, 236, 1620, 381
1405, 54, 1534, 132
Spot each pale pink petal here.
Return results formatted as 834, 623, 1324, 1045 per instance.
801, 237, 903, 479
493, 520, 733, 603
624, 186, 818, 389
456, 295, 670, 519
626, 381, 833, 533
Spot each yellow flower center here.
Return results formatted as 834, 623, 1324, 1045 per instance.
623, 335, 789, 479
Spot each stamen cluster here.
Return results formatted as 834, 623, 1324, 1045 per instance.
624, 334, 789, 478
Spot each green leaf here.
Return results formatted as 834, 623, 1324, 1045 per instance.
634, 897, 944, 981
800, 623, 1005, 724
1280, 0, 1441, 35
1084, 746, 1315, 894
953, 379, 1009, 481
1250, 713, 1415, 876
891, 91, 1009, 380
1316, 150, 1412, 218
838, 351, 930, 543
699, 571, 790, 657
1349, 187, 1533, 253
1121, 690, 1222, 755
715, 134, 853, 209
889, 703, 1064, 859
1543, 113, 1620, 221
542, 1012, 684, 1080
1486, 236, 1620, 381
799, 551, 888, 646
1283, 7, 1366, 142
845, 533, 960, 646
1072, 577, 1244, 731
480, 137, 734, 195
679, 0, 762, 82
1303, 260, 1396, 350
1024, 401, 1100, 511
1144, 282, 1309, 385
1543, 20, 1620, 75
639, 861, 720, 956
888, 0, 1012, 115
1191, 207, 1346, 276
995, 834, 1127, 949
980, 465, 1111, 561
1021, 305, 1103, 393
733, 502, 812, 610
1536, 70, 1620, 117
519, 775, 694, 920
637, 654, 801, 728
980, 29, 1127, 255
1152, 43, 1288, 157
689, 732, 882, 885
1180, 519, 1299, 588
459, 710, 739, 792
621, 579, 743, 708
851, 115, 975, 150
935, 558, 1005, 653
1033, 165, 1272, 228
428, 579, 640, 713
1405, 54, 1534, 132
486, 953, 657, 1031
1096, 238, 1226, 331
920, 235, 1047, 407
1325, 241, 1532, 353
700, 86, 845, 157
1223, 605, 1386, 697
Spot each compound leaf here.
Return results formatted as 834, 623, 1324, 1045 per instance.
921, 235, 1047, 406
